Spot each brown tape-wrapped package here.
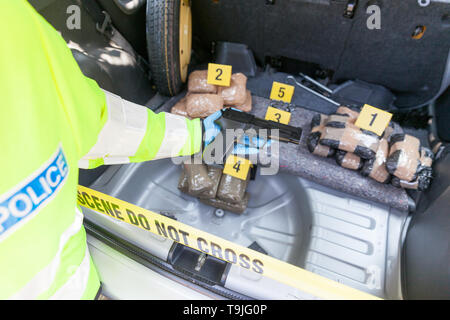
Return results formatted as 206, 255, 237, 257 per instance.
186, 93, 224, 118
179, 164, 250, 214
199, 166, 223, 199
200, 193, 250, 214
218, 73, 248, 106
178, 164, 223, 199
216, 171, 250, 204
188, 70, 217, 94
420, 147, 434, 168
234, 90, 252, 112
326, 114, 352, 126
336, 106, 360, 123
382, 122, 395, 141
392, 147, 434, 191
391, 171, 432, 192
361, 138, 391, 183
320, 121, 380, 160
170, 94, 192, 119
180, 163, 214, 197
385, 134, 421, 182
177, 167, 190, 194
335, 150, 363, 171
306, 114, 335, 158
391, 176, 428, 191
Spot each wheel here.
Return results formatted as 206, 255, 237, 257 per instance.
146, 0, 192, 96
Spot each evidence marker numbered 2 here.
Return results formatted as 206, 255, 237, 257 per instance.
207, 63, 232, 87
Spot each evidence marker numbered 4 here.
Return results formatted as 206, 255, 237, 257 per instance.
223, 155, 252, 181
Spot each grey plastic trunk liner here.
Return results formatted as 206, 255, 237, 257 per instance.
158, 94, 411, 212
83, 159, 408, 299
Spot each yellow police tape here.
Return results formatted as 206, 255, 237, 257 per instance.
77, 185, 381, 300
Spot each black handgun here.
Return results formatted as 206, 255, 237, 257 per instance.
221, 108, 302, 144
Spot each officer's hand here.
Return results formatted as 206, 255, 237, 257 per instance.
229, 108, 272, 156
202, 108, 272, 160
202, 109, 223, 148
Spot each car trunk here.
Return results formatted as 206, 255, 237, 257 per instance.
32, 0, 450, 300
80, 86, 411, 299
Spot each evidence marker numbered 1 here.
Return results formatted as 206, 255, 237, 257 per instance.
355, 104, 393, 136
223, 155, 252, 180
207, 63, 232, 87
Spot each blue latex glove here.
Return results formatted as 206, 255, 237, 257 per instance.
229, 108, 272, 156
232, 135, 272, 155
202, 109, 223, 147
203, 108, 272, 156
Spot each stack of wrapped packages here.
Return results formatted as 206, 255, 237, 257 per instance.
173, 70, 253, 214
171, 70, 252, 118
307, 106, 434, 191
178, 163, 250, 214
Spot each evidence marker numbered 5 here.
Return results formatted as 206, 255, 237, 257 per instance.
266, 81, 294, 125
270, 81, 295, 103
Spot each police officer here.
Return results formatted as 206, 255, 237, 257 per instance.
0, 1, 222, 299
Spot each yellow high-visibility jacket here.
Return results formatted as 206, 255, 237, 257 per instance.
0, 1, 201, 299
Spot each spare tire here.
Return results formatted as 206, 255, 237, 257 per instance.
146, 0, 192, 96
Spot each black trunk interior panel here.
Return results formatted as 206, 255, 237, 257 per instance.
434, 88, 450, 142
192, 0, 450, 108
403, 146, 450, 300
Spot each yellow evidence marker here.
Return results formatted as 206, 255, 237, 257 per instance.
223, 155, 252, 180
207, 63, 232, 86
270, 81, 295, 103
265, 106, 291, 125
355, 104, 393, 136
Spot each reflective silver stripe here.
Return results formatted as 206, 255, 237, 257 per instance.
103, 156, 130, 165
9, 209, 84, 299
79, 157, 130, 168
78, 159, 90, 169
49, 247, 91, 300
80, 90, 148, 162
152, 113, 189, 160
